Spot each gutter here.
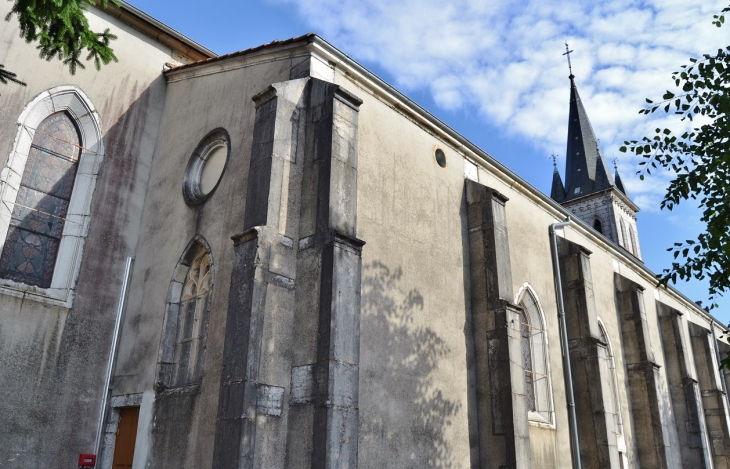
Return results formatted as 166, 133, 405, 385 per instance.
94, 256, 134, 458
549, 217, 582, 469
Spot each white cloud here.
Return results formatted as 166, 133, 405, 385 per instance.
276, 0, 727, 209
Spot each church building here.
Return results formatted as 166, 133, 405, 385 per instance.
1, 2, 730, 468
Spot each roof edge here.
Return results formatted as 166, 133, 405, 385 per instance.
155, 33, 718, 331
309, 36, 720, 328
164, 33, 315, 74
102, 1, 217, 61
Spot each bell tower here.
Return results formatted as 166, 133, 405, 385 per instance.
550, 72, 642, 259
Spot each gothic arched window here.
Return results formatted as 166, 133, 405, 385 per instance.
0, 112, 80, 287
629, 225, 638, 256
517, 285, 554, 424
520, 309, 536, 412
157, 237, 214, 389
0, 86, 104, 307
598, 318, 629, 466
593, 218, 603, 234
619, 219, 629, 250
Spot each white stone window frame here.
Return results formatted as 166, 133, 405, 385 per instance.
155, 235, 215, 391
0, 86, 104, 308
597, 317, 629, 462
515, 283, 556, 428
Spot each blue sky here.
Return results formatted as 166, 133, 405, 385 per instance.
127, 0, 730, 321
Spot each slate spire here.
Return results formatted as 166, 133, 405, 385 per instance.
550, 157, 566, 202
614, 163, 628, 197
562, 75, 615, 201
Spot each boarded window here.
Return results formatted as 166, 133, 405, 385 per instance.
0, 112, 80, 287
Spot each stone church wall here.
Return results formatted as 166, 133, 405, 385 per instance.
2, 9, 729, 467
107, 55, 315, 468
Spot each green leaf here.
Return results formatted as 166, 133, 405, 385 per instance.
624, 3, 730, 309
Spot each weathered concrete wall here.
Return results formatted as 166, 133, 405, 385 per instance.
657, 301, 713, 468
344, 69, 474, 468
2, 20, 720, 466
109, 52, 319, 469
464, 180, 530, 468
689, 322, 730, 468
0, 4, 177, 467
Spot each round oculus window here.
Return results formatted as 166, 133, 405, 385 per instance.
183, 129, 230, 205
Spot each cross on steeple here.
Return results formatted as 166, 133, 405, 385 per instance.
563, 42, 574, 77
551, 152, 557, 168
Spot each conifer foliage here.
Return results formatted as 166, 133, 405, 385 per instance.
3, 0, 119, 88
620, 6, 730, 308
0, 64, 26, 88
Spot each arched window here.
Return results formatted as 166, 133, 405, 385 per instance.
517, 284, 554, 424
0, 112, 80, 287
593, 218, 603, 234
520, 309, 536, 412
157, 237, 214, 389
0, 86, 104, 307
629, 225, 638, 256
619, 219, 629, 250
598, 318, 628, 466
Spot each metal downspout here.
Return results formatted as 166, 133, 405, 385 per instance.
94, 256, 134, 458
549, 217, 581, 469
711, 320, 730, 412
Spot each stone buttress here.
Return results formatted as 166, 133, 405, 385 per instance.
689, 322, 730, 468
615, 275, 679, 468
557, 238, 621, 468
211, 77, 364, 469
657, 302, 713, 468
465, 179, 531, 469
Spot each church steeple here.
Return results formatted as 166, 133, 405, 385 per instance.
562, 75, 615, 200
549, 60, 643, 260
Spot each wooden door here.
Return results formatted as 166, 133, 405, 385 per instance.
112, 407, 139, 469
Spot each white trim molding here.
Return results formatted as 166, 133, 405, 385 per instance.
0, 86, 105, 308
516, 282, 556, 427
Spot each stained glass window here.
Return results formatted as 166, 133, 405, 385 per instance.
0, 112, 80, 287
172, 248, 211, 386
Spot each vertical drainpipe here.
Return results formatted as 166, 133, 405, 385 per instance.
711, 319, 730, 411
94, 256, 134, 458
549, 217, 582, 469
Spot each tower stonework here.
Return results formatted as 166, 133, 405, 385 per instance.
550, 74, 642, 259
562, 190, 641, 259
